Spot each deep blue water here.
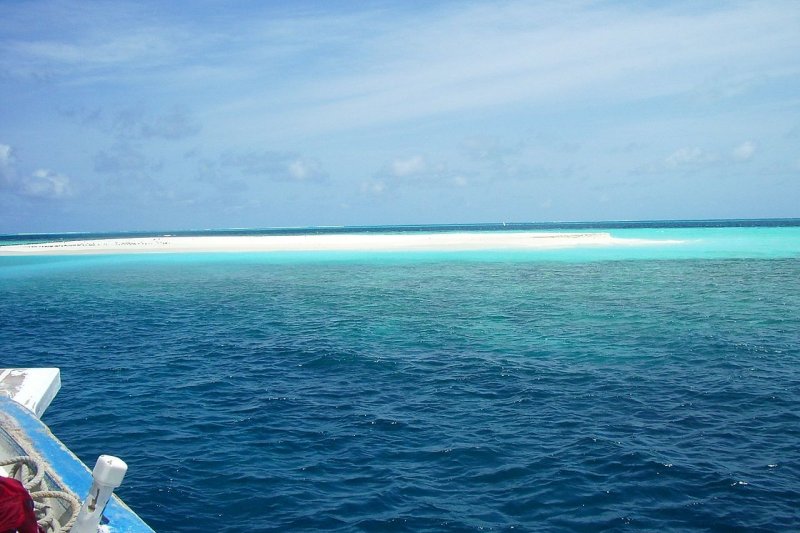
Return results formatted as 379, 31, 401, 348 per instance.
1, 223, 799, 531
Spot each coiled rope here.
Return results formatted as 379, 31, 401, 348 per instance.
1, 456, 81, 533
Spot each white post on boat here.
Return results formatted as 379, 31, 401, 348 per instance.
72, 455, 128, 533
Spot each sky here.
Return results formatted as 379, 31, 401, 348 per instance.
1, 0, 799, 233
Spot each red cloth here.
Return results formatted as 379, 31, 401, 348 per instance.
0, 476, 40, 533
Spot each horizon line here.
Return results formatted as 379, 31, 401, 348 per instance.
3, 217, 800, 238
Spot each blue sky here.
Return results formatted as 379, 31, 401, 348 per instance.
1, 1, 799, 232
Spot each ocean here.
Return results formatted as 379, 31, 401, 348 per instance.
1, 221, 799, 532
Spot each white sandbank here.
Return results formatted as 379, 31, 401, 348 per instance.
0, 232, 677, 256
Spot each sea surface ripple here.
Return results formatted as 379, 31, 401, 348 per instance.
2, 256, 799, 531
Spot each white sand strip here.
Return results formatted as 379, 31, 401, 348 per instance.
0, 232, 680, 256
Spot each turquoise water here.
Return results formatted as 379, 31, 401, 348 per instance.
1, 223, 799, 531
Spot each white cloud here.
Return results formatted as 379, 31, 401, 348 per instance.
20, 169, 72, 199
380, 154, 467, 186
11, 34, 168, 65
287, 158, 325, 181
665, 147, 718, 168
5, 2, 799, 139
0, 144, 12, 167
732, 141, 756, 161
1, 17, 187, 81
390, 155, 427, 177
375, 154, 471, 191
218, 1, 800, 137
213, 150, 327, 183
361, 179, 386, 196
0, 143, 72, 198
0, 144, 14, 189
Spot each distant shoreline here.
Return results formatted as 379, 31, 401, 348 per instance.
0, 231, 675, 256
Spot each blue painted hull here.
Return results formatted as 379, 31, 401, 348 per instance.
0, 397, 154, 532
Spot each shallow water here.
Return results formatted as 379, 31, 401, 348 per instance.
1, 225, 799, 531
